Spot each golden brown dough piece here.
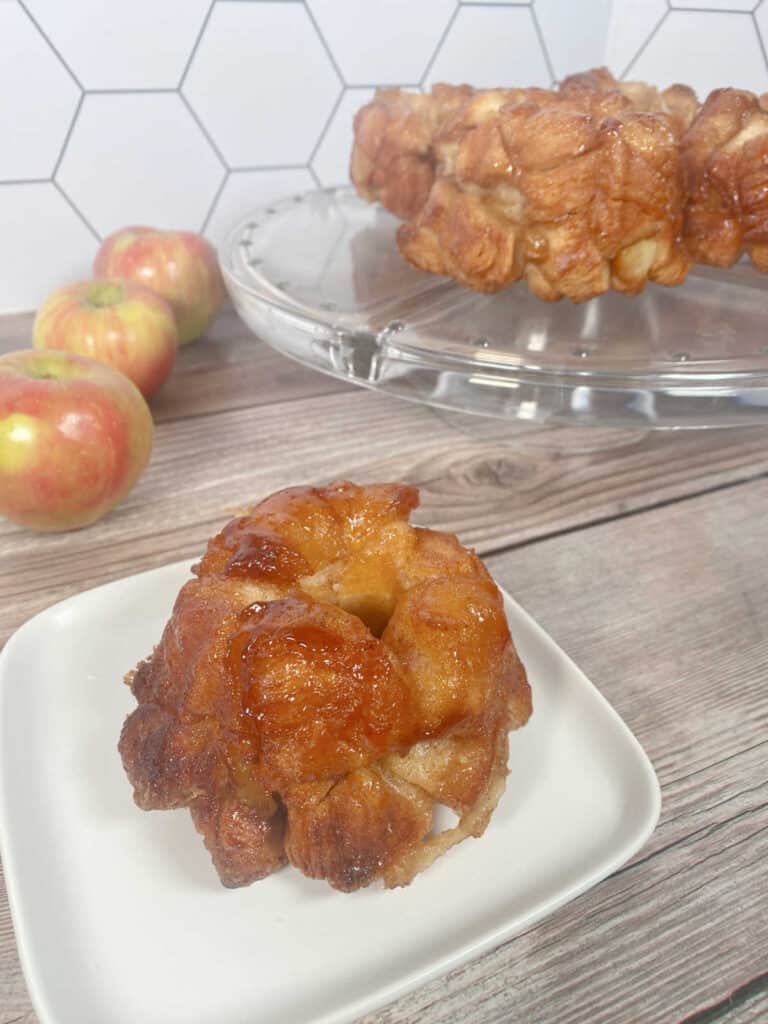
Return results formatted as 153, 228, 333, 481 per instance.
682, 88, 768, 272
351, 84, 474, 220
351, 69, 694, 302
560, 67, 698, 137
351, 68, 768, 296
400, 87, 691, 301
350, 70, 698, 231
119, 482, 532, 892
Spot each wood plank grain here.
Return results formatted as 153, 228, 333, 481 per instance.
683, 983, 768, 1024
0, 307, 349, 424
1, 385, 767, 647
2, 300, 768, 1024
358, 479, 768, 1024
2, 477, 767, 1024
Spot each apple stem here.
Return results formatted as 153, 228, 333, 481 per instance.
84, 282, 124, 308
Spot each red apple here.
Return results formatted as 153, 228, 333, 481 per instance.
0, 349, 153, 532
33, 279, 178, 398
94, 227, 225, 345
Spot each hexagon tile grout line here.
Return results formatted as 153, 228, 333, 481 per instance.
2, 0, 83, 184
628, 10, 768, 93
0, 178, 52, 187
303, 2, 348, 85
669, 4, 762, 10
341, 82, 423, 89
230, 163, 319, 173
200, 167, 230, 234
178, 0, 217, 91
16, 0, 84, 91
200, 169, 231, 235
529, 4, 556, 83
621, 8, 669, 78
754, 7, 768, 62
54, 93, 226, 237
50, 93, 85, 180
51, 179, 101, 242
182, 2, 343, 169
86, 87, 180, 96
307, 89, 346, 168
203, 162, 323, 233
420, 4, 462, 87
178, 91, 231, 170
673, 6, 757, 12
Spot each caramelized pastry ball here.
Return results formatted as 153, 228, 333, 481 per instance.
560, 67, 698, 137
119, 482, 531, 892
351, 84, 474, 220
351, 68, 768, 295
682, 88, 768, 271
399, 83, 691, 301
352, 69, 693, 302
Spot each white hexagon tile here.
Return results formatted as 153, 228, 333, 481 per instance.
604, 0, 668, 77
183, 2, 341, 168
0, 184, 96, 311
205, 168, 316, 249
534, 0, 612, 82
757, 4, 768, 47
21, 0, 211, 90
424, 6, 552, 89
4, 0, 768, 311
0, 2, 79, 182
307, 0, 455, 85
671, 1, 758, 9
626, 10, 768, 96
56, 93, 224, 237
311, 88, 376, 188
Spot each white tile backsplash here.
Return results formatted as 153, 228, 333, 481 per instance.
756, 5, 768, 50
425, 6, 552, 88
534, 0, 612, 81
629, 10, 768, 96
671, 1, 757, 9
604, 0, 667, 77
311, 87, 375, 187
205, 167, 316, 248
0, 2, 79, 181
307, 0, 456, 85
0, 183, 95, 312
23, 0, 211, 89
183, 2, 341, 167
2, 0, 768, 312
56, 93, 225, 237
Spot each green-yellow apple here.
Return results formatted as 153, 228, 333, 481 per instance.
94, 227, 225, 344
0, 349, 153, 532
33, 279, 178, 398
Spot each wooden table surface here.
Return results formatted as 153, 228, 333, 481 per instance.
1, 308, 766, 1024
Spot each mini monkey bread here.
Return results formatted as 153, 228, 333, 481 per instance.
119, 482, 532, 892
351, 68, 768, 302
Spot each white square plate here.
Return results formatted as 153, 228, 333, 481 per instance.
0, 561, 660, 1024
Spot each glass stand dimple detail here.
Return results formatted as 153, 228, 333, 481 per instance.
221, 186, 768, 430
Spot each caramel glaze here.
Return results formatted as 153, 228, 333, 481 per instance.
119, 480, 532, 892
226, 594, 421, 790
219, 518, 311, 583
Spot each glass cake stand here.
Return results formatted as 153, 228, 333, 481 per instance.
221, 186, 768, 429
